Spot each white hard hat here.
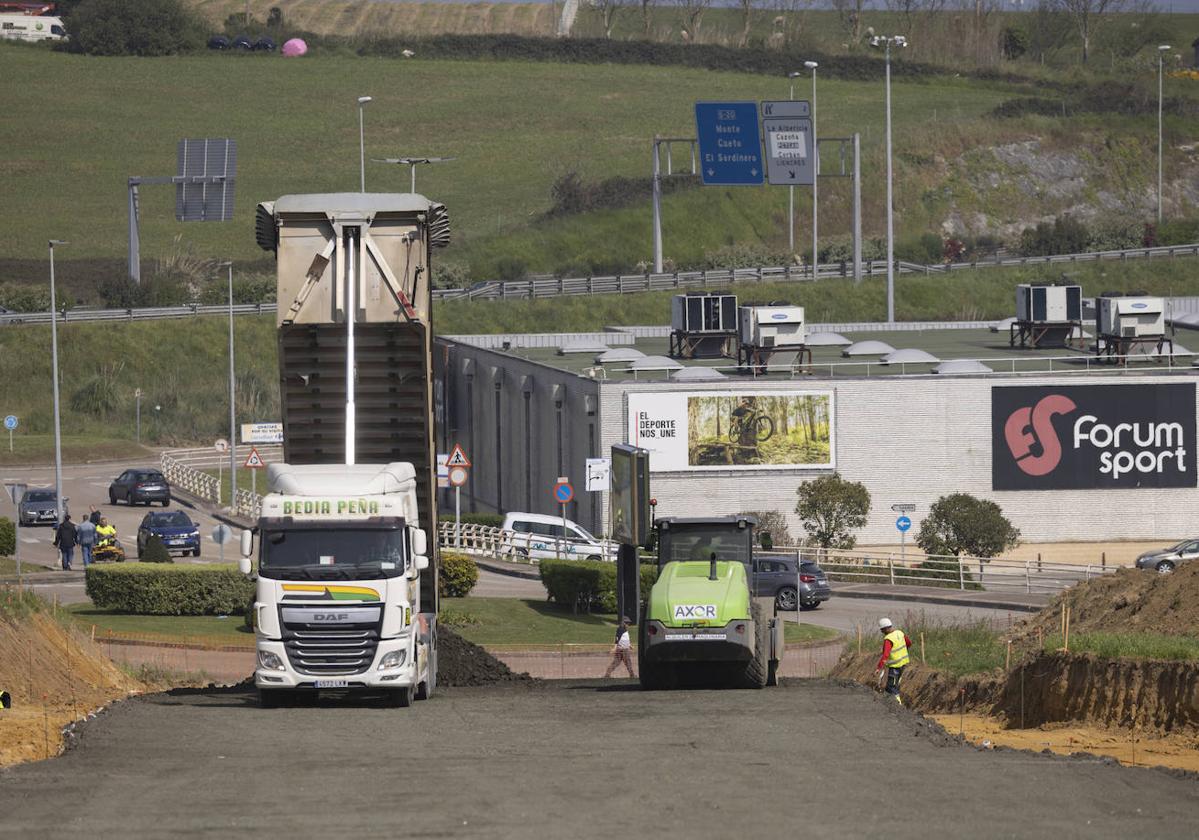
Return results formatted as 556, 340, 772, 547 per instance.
879, 617, 893, 629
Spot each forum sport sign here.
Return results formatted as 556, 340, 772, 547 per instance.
992, 384, 1196, 491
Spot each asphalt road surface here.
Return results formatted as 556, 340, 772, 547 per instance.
2, 460, 229, 573
2, 680, 1197, 838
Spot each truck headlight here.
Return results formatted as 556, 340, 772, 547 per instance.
258, 650, 285, 671
379, 650, 407, 670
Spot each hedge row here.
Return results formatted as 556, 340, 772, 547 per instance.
85, 563, 253, 615
539, 558, 658, 614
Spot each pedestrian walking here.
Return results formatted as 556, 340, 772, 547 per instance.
88, 505, 102, 526
875, 617, 912, 704
76, 516, 96, 567
52, 515, 78, 571
603, 616, 636, 679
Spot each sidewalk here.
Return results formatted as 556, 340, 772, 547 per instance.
832, 583, 1050, 613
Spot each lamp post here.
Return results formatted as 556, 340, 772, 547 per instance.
357, 95, 373, 192
787, 71, 802, 253
48, 240, 67, 525
1158, 45, 1171, 224
372, 156, 457, 193
218, 262, 237, 509
805, 60, 819, 279
870, 35, 907, 323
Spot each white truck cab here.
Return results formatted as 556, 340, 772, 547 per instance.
242, 462, 436, 707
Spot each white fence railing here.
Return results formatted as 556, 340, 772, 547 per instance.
160, 452, 220, 506
160, 446, 281, 518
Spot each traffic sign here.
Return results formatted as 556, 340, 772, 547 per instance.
212, 524, 235, 545
448, 466, 468, 487
4, 415, 17, 431
761, 100, 813, 186
695, 101, 764, 186
585, 458, 611, 492
214, 438, 229, 453
554, 478, 574, 505
895, 516, 912, 532
446, 444, 471, 468
891, 503, 916, 513
244, 447, 266, 470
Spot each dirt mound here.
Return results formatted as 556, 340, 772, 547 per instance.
0, 590, 144, 766
830, 652, 1002, 714
437, 628, 532, 687
1017, 563, 1199, 641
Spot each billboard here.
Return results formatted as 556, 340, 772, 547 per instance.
241, 422, 283, 444
627, 391, 834, 472
992, 384, 1196, 490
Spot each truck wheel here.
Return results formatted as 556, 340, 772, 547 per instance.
388, 686, 412, 708
741, 602, 769, 689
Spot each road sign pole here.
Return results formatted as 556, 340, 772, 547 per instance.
7, 429, 10, 453
14, 515, 20, 585
561, 502, 568, 561
217, 459, 223, 506
652, 138, 663, 274
852, 133, 862, 283
251, 468, 256, 500
901, 528, 905, 564
455, 485, 461, 549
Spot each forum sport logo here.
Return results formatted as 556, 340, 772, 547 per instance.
1003, 395, 1077, 476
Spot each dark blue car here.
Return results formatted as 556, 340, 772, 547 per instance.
137, 511, 201, 558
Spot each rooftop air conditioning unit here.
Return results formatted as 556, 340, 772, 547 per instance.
1097, 295, 1165, 338
739, 305, 806, 348
1015, 284, 1082, 323
671, 293, 737, 334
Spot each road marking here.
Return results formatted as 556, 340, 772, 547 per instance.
20, 537, 40, 544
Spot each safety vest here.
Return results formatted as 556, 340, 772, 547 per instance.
96, 525, 116, 541
885, 629, 910, 668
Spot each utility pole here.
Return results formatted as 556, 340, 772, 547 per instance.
806, 61, 819, 278
48, 240, 67, 526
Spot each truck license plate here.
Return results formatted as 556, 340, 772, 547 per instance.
314, 680, 348, 689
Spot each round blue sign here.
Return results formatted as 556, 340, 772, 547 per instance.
895, 515, 912, 532
3, 415, 16, 431
554, 482, 574, 504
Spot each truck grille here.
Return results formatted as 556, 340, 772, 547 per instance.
280, 607, 382, 676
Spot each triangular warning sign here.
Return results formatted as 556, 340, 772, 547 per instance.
244, 447, 267, 469
446, 444, 471, 468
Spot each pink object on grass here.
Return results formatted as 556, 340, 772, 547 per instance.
281, 38, 308, 57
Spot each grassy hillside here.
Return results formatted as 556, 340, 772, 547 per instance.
3, 256, 1198, 446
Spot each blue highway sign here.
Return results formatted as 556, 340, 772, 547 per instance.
895, 515, 912, 533
3, 416, 16, 431
695, 101, 764, 186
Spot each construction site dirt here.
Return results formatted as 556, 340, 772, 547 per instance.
2, 680, 1198, 839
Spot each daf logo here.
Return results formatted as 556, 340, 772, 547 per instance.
312, 612, 350, 622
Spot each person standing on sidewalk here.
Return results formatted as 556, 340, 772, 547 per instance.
52, 515, 78, 571
874, 617, 912, 704
603, 617, 635, 679
88, 505, 102, 526
76, 516, 96, 568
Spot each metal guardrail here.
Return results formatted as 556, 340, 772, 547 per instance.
5, 244, 1197, 326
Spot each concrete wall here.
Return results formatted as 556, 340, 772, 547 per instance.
599, 373, 1199, 545
436, 340, 604, 532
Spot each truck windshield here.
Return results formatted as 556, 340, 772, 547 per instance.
259, 527, 407, 580
661, 526, 752, 566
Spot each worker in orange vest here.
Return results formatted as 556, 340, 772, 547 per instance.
875, 617, 912, 704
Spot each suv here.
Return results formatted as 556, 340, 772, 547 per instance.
18, 488, 66, 526
109, 469, 171, 506
1135, 539, 1199, 574
500, 512, 616, 562
137, 510, 201, 558
754, 556, 832, 611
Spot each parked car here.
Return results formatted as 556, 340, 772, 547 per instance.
137, 510, 201, 558
1135, 539, 1199, 574
753, 555, 832, 611
500, 512, 616, 562
18, 488, 66, 526
109, 469, 171, 506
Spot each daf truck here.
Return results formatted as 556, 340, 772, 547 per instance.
242, 193, 450, 707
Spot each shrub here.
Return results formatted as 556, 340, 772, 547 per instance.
0, 516, 14, 557
197, 273, 276, 305
1000, 26, 1028, 60
140, 535, 173, 563
1018, 215, 1090, 257
795, 473, 871, 549
432, 260, 473, 290
916, 493, 1020, 559
494, 257, 528, 282
737, 510, 793, 547
438, 512, 504, 528
693, 242, 793, 270
69, 0, 205, 56
85, 564, 253, 615
439, 551, 479, 598
1152, 219, 1199, 247
540, 558, 658, 614
0, 285, 50, 312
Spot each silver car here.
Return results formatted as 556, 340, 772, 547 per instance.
1134, 539, 1199, 574
19, 488, 66, 526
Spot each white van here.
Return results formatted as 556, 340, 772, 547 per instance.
0, 14, 67, 42
500, 512, 616, 563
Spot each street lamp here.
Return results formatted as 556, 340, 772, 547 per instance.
357, 95, 373, 192
870, 34, 907, 323
218, 261, 237, 509
805, 60, 819, 280
372, 156, 457, 193
1158, 45, 1171, 224
787, 71, 803, 253
48, 239, 67, 525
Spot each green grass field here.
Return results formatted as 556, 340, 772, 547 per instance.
1043, 631, 1199, 662
67, 604, 255, 645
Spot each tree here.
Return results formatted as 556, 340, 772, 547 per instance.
916, 493, 1020, 558
738, 510, 794, 547
795, 474, 871, 549
672, 0, 712, 42
592, 0, 632, 38
69, 0, 205, 57
831, 0, 864, 46
1052, 0, 1128, 64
